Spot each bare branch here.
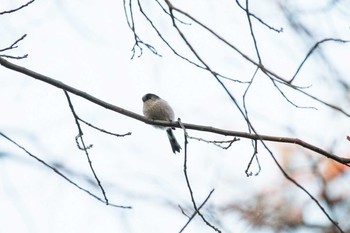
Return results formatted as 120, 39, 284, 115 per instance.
240, 4, 319, 116
187, 135, 240, 150
0, 34, 27, 52
0, 54, 28, 59
290, 38, 350, 83
242, 67, 259, 133
123, 0, 161, 58
0, 57, 349, 165
159, 8, 348, 231
235, 0, 283, 33
0, 132, 131, 209
179, 189, 215, 233
261, 143, 344, 233
267, 73, 317, 110
245, 139, 261, 177
136, 0, 246, 84
178, 119, 221, 233
0, 0, 35, 15
0, 34, 28, 59
161, 2, 350, 117
129, 2, 348, 229
64, 91, 109, 204
79, 118, 132, 137
244, 0, 262, 63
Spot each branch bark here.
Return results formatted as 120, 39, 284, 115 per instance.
1, 57, 349, 165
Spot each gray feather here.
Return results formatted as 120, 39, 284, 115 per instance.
166, 128, 181, 154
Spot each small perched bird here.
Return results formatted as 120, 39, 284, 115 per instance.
142, 93, 181, 154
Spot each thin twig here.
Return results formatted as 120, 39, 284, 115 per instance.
154, 0, 190, 25
161, 3, 350, 117
178, 118, 221, 233
0, 0, 35, 15
79, 117, 131, 137
179, 189, 215, 233
0, 34, 28, 59
0, 34, 27, 52
242, 66, 259, 133
64, 91, 109, 205
235, 0, 283, 33
268, 74, 317, 110
244, 0, 262, 63
290, 38, 350, 83
187, 135, 239, 150
262, 143, 344, 233
0, 132, 131, 209
137, 0, 246, 84
123, 0, 161, 58
0, 54, 28, 59
245, 139, 261, 176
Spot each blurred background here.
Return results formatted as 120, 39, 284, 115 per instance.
1, 0, 350, 232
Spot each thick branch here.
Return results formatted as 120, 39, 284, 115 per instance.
1, 57, 349, 165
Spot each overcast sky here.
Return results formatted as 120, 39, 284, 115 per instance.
1, 1, 349, 233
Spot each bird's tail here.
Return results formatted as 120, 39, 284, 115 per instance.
166, 128, 181, 154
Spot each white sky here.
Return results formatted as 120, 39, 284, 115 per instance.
1, 0, 350, 233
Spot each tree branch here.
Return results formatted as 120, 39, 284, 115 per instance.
178, 119, 221, 232
0, 132, 131, 209
179, 189, 215, 233
0, 34, 28, 59
1, 57, 349, 165
0, 0, 35, 15
161, 1, 350, 117
64, 91, 109, 205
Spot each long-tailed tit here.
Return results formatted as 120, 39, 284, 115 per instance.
142, 93, 181, 154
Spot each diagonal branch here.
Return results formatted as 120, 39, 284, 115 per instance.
0, 0, 35, 15
0, 132, 131, 209
179, 189, 215, 233
234, 0, 283, 33
161, 2, 350, 117
178, 119, 221, 232
64, 91, 109, 205
0, 57, 349, 165
0, 34, 28, 59
289, 38, 350, 83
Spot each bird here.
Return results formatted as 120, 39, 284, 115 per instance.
142, 93, 181, 154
